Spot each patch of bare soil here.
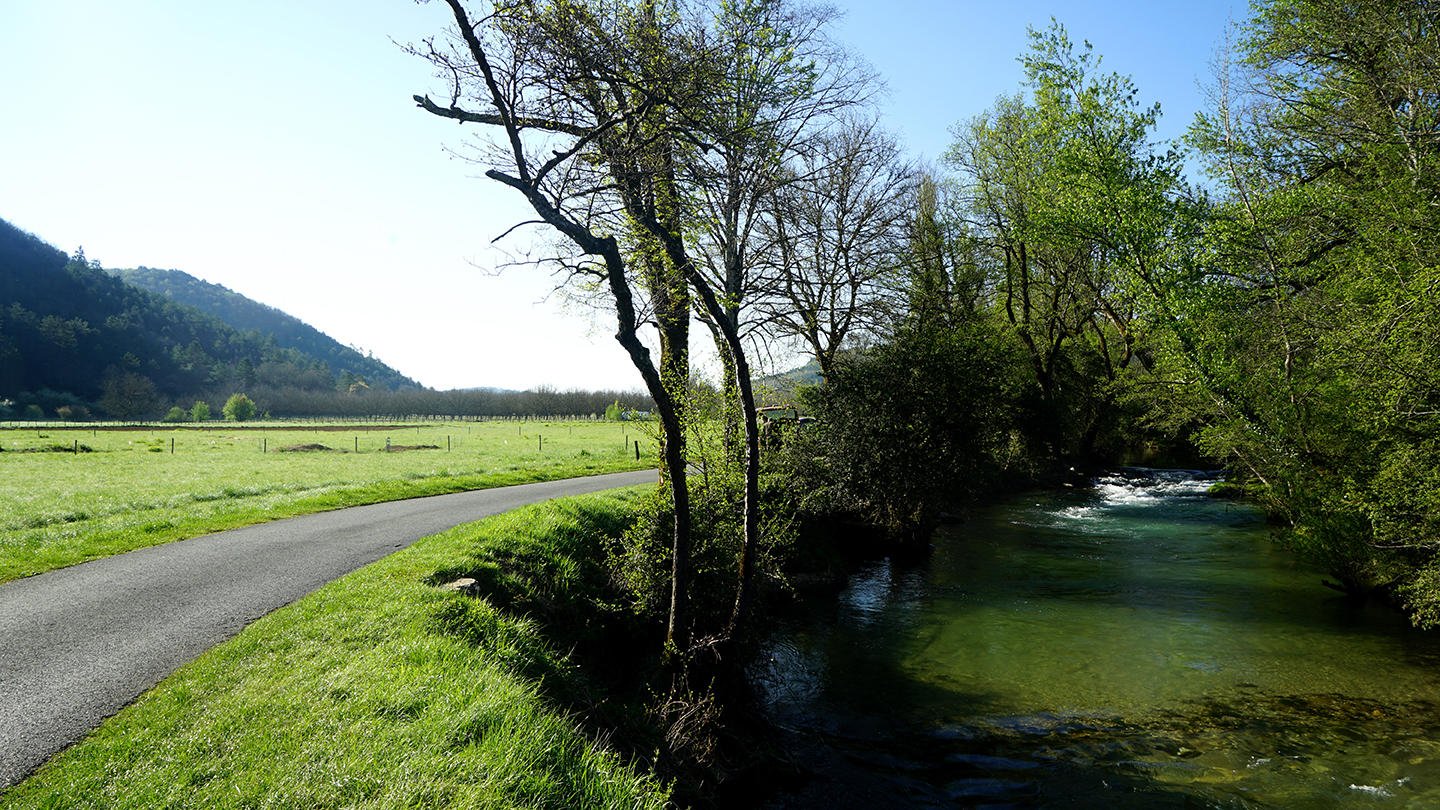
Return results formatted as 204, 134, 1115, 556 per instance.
279, 443, 337, 453
384, 444, 442, 452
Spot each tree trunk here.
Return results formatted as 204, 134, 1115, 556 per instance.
703, 317, 743, 466
682, 272, 762, 636
727, 346, 762, 635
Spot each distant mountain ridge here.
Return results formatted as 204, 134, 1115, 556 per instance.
111, 267, 419, 392
759, 358, 823, 390
0, 216, 419, 419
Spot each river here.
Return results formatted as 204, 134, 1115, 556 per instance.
753, 468, 1440, 808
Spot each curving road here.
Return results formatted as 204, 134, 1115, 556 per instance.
0, 469, 654, 789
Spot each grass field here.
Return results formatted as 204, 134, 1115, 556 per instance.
0, 491, 670, 809
0, 420, 656, 583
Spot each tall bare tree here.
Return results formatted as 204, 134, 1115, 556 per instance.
673, 0, 875, 632
411, 0, 700, 650
755, 117, 913, 376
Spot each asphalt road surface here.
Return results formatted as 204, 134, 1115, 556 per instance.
0, 469, 654, 789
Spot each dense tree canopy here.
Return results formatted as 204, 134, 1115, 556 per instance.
1163, 0, 1440, 622
783, 7, 1440, 631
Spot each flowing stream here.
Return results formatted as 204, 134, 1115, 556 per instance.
753, 469, 1440, 808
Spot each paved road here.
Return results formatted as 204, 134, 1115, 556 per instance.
0, 470, 654, 789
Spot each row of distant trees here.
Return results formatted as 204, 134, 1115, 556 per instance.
1, 385, 653, 422
4, 392, 253, 423
160, 394, 253, 423
244, 385, 652, 419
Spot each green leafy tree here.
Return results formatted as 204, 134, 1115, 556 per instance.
190, 400, 211, 422
944, 21, 1183, 462
413, 0, 868, 647
222, 393, 256, 422
415, 0, 698, 650
1173, 0, 1440, 620
162, 406, 188, 423
665, 0, 877, 632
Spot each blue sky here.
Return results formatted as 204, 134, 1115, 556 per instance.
0, 1, 1239, 391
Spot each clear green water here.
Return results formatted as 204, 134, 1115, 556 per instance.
755, 470, 1440, 808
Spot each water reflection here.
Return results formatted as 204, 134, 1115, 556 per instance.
754, 469, 1440, 807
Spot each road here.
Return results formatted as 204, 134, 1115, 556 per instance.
0, 469, 654, 789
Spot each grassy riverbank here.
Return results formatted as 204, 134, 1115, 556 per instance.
0, 490, 670, 809
0, 420, 652, 582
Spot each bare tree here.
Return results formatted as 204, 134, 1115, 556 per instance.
672, 0, 877, 632
755, 117, 914, 376
410, 0, 700, 651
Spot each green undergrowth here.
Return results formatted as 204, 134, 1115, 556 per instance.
0, 491, 671, 810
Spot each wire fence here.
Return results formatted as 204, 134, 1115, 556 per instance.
0, 413, 661, 431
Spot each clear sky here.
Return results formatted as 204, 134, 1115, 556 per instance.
0, 1, 1239, 392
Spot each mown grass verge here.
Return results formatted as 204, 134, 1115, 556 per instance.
0, 421, 651, 583
0, 490, 669, 809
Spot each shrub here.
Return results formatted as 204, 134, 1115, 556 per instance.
190, 400, 211, 422
783, 321, 1029, 544
222, 393, 256, 422
55, 405, 91, 422
161, 406, 188, 423
608, 468, 796, 635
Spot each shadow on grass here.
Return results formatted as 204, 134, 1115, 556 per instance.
423, 494, 671, 768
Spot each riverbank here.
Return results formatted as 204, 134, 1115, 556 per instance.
0, 491, 670, 809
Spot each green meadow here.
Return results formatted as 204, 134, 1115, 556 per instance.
0, 420, 654, 583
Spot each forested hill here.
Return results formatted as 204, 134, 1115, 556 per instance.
112, 267, 418, 392
0, 217, 415, 419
